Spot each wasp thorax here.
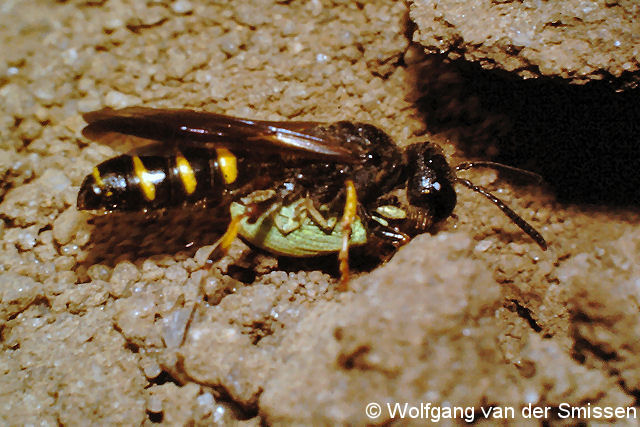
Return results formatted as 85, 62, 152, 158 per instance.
404, 143, 457, 223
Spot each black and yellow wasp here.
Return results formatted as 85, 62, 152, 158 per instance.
78, 107, 547, 289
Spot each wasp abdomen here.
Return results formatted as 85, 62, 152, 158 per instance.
77, 148, 240, 211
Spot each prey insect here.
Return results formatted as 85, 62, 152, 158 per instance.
77, 107, 547, 289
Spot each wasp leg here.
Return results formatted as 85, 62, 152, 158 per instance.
207, 213, 245, 262
338, 180, 358, 291
372, 223, 411, 247
206, 198, 275, 263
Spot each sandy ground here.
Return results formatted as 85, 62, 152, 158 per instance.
1, 0, 639, 425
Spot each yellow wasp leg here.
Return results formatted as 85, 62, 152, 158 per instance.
208, 213, 244, 262
338, 179, 358, 291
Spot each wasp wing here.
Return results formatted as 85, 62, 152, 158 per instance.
82, 107, 358, 162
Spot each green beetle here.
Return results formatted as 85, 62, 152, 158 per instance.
229, 198, 367, 257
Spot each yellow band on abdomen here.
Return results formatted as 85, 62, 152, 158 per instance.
132, 156, 156, 201
92, 166, 105, 188
215, 148, 237, 184
176, 153, 197, 195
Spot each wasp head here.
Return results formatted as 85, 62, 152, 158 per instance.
404, 143, 457, 223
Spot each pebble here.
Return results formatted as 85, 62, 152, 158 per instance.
53, 207, 86, 246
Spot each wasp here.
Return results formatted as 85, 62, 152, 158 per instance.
78, 107, 547, 289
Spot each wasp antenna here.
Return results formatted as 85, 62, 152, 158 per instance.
456, 161, 543, 184
455, 178, 547, 250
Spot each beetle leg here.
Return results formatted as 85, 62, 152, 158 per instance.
273, 201, 304, 235
338, 180, 358, 291
304, 198, 336, 233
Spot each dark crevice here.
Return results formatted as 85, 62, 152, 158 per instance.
226, 265, 257, 285
146, 411, 163, 423
126, 18, 169, 33
621, 382, 640, 407
571, 337, 618, 364
410, 54, 640, 206
38, 224, 52, 234
568, 313, 640, 407
0, 215, 19, 229
5, 297, 51, 323
124, 341, 139, 353
148, 370, 181, 387
112, 323, 142, 355
244, 320, 275, 345
570, 310, 619, 364
509, 299, 542, 333
337, 344, 371, 370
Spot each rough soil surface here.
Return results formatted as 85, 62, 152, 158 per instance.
1, 0, 639, 425
410, 0, 640, 86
